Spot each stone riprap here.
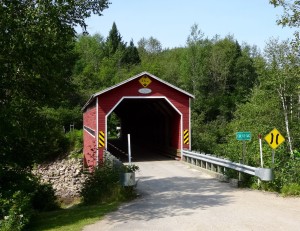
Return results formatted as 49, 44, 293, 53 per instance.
32, 158, 87, 199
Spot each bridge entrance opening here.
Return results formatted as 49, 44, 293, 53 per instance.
107, 98, 181, 161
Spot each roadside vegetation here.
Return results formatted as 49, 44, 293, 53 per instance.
29, 202, 120, 231
28, 158, 138, 231
1, 0, 300, 230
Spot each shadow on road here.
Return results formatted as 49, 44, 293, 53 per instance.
105, 175, 234, 222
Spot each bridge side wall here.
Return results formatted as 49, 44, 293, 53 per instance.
83, 100, 97, 168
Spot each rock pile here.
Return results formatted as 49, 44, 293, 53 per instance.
32, 157, 88, 199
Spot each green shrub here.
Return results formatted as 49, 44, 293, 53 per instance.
31, 183, 59, 211
0, 169, 59, 231
224, 168, 238, 179
0, 191, 32, 231
80, 161, 137, 205
293, 150, 300, 159
65, 129, 83, 157
272, 157, 300, 191
253, 156, 300, 193
281, 183, 300, 196
81, 161, 121, 204
122, 164, 139, 173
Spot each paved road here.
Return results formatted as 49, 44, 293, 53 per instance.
83, 160, 300, 231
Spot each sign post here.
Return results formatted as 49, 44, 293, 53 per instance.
236, 132, 251, 181
258, 134, 263, 167
236, 132, 251, 162
127, 134, 132, 164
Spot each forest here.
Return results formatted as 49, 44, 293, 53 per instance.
1, 0, 300, 230
73, 22, 300, 183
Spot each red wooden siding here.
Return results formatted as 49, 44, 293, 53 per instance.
83, 103, 97, 168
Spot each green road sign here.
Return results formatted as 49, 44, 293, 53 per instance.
236, 132, 251, 141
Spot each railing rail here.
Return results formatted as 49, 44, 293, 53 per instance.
182, 149, 273, 181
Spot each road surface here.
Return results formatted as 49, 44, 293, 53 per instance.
83, 159, 300, 231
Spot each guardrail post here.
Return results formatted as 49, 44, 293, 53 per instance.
238, 158, 243, 182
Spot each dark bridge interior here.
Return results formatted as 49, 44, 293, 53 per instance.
108, 98, 180, 161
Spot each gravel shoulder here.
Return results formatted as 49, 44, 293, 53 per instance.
83, 160, 300, 231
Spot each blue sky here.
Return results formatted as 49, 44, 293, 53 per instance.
78, 0, 296, 50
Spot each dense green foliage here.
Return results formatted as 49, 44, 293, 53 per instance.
81, 161, 137, 205
270, 0, 300, 51
0, 170, 58, 230
270, 0, 300, 32
72, 23, 141, 104
72, 23, 300, 195
1, 0, 300, 229
270, 0, 300, 27
0, 0, 110, 229
65, 129, 83, 158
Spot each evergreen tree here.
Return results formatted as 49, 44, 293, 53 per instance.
106, 22, 125, 57
121, 39, 141, 66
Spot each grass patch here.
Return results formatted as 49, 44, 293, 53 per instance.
28, 201, 120, 231
281, 183, 300, 196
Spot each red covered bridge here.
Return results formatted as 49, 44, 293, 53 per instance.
82, 72, 194, 168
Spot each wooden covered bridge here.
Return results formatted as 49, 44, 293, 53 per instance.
82, 72, 194, 168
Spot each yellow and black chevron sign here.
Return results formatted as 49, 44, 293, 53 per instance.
98, 131, 105, 148
183, 129, 189, 145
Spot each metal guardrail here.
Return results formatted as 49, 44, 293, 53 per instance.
182, 149, 273, 181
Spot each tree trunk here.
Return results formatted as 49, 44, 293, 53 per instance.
278, 87, 293, 157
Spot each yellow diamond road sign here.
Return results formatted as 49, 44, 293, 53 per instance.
264, 128, 285, 149
139, 76, 152, 88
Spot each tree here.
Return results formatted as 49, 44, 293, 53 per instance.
1, 0, 110, 227
73, 34, 107, 102
182, 24, 208, 95
263, 38, 300, 157
270, 0, 300, 47
138, 36, 162, 55
72, 23, 142, 103
270, 0, 300, 28
222, 86, 283, 165
121, 39, 141, 66
137, 37, 163, 75
0, 0, 110, 167
106, 22, 125, 57
223, 38, 300, 161
158, 47, 185, 86
179, 26, 258, 153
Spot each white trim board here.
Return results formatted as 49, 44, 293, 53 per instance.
82, 72, 194, 111
105, 96, 183, 150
